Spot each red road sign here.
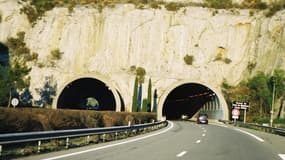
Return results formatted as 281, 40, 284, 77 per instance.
232, 109, 240, 116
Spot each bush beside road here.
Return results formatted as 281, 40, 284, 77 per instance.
0, 107, 156, 133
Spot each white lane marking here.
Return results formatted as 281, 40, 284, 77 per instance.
235, 128, 264, 142
203, 129, 207, 133
176, 151, 187, 157
279, 154, 285, 160
212, 123, 228, 128
202, 133, 206, 137
196, 140, 201, 144
42, 121, 174, 160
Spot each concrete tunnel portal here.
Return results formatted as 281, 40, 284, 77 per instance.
57, 78, 125, 111
161, 83, 226, 120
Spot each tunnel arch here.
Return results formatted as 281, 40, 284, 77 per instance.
157, 80, 229, 120
54, 74, 122, 111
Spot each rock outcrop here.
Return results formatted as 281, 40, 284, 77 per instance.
0, 0, 284, 113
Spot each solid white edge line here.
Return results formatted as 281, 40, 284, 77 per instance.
42, 121, 174, 160
279, 154, 285, 160
176, 151, 187, 157
234, 128, 264, 142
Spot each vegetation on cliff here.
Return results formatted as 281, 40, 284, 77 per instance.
222, 69, 285, 124
18, 0, 285, 25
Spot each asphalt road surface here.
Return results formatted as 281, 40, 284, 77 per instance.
21, 121, 285, 160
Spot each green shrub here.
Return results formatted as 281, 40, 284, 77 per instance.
249, 10, 255, 16
265, 3, 283, 17
224, 58, 232, 64
6, 32, 37, 63
205, 0, 233, 9
149, 1, 161, 9
136, 67, 146, 76
0, 107, 157, 133
165, 2, 183, 11
136, 67, 146, 83
183, 54, 194, 65
130, 65, 136, 72
247, 61, 256, 72
256, 2, 268, 9
50, 49, 63, 60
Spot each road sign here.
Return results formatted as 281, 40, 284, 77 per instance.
232, 109, 240, 120
11, 98, 19, 107
232, 109, 240, 116
232, 101, 249, 110
232, 115, 239, 119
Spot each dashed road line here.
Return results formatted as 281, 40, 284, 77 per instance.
235, 128, 264, 142
196, 140, 201, 144
176, 151, 187, 157
279, 154, 285, 160
202, 133, 206, 137
212, 123, 228, 128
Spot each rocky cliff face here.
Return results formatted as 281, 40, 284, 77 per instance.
0, 0, 285, 110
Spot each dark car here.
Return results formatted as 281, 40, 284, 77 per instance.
197, 113, 208, 124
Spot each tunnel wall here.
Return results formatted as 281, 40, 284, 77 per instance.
53, 73, 122, 111
157, 80, 229, 121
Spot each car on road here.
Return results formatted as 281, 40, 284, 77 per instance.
197, 113, 208, 124
181, 114, 189, 120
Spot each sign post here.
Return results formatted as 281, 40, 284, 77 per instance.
232, 101, 249, 123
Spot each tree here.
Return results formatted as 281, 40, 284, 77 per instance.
141, 98, 148, 112
0, 32, 35, 107
147, 78, 152, 112
152, 89, 158, 112
0, 62, 31, 107
137, 84, 142, 112
131, 77, 138, 112
270, 69, 285, 118
248, 72, 271, 115
19, 88, 33, 107
35, 76, 56, 107
86, 97, 99, 110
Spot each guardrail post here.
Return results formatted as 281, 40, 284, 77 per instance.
66, 137, 69, 149
103, 134, 106, 142
128, 121, 131, 126
0, 145, 2, 157
87, 135, 90, 144
115, 132, 118, 140
38, 140, 41, 153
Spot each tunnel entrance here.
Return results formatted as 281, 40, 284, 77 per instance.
162, 83, 221, 120
57, 78, 118, 111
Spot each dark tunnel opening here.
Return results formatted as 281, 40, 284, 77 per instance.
57, 78, 118, 111
163, 83, 217, 120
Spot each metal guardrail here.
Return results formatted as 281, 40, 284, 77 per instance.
219, 120, 285, 136
0, 121, 168, 156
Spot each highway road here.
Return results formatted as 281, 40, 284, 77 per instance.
21, 121, 285, 160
